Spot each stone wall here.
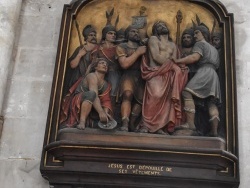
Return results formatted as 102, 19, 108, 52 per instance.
0, 0, 70, 187
224, 1, 250, 188
0, 0, 249, 187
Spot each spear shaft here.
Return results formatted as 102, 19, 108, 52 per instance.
73, 15, 83, 47
176, 10, 183, 47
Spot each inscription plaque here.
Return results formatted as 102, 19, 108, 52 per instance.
41, 0, 239, 187
107, 163, 172, 176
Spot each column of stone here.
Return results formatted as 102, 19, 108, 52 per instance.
0, 0, 23, 137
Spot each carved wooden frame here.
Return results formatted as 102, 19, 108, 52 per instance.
40, 0, 239, 187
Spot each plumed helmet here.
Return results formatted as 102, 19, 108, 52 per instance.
101, 25, 116, 40
195, 24, 210, 42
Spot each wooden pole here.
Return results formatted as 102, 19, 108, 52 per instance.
176, 10, 183, 47
73, 15, 83, 47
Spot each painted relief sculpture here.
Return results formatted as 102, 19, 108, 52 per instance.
91, 25, 121, 118
59, 58, 113, 129
59, 4, 224, 138
173, 25, 221, 137
138, 21, 188, 135
63, 24, 97, 96
116, 25, 146, 131
180, 28, 196, 78
41, 1, 239, 187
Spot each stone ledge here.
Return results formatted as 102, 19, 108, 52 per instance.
41, 128, 238, 188
56, 128, 226, 151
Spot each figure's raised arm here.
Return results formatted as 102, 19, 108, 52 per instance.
116, 45, 146, 69
175, 52, 201, 65
69, 47, 87, 68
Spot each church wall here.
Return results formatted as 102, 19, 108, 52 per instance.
0, 0, 250, 187
0, 1, 70, 187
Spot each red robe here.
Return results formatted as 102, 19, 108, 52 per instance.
59, 78, 112, 128
140, 56, 188, 133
